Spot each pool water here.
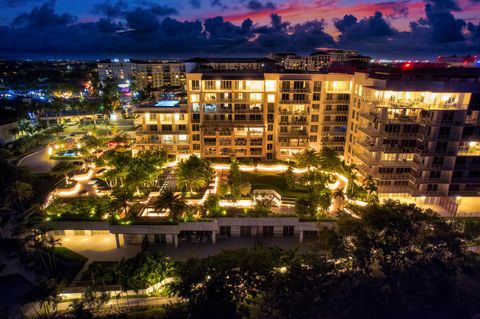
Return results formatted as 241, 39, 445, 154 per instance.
56, 149, 79, 157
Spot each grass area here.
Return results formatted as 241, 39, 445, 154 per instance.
242, 172, 305, 198
54, 247, 88, 285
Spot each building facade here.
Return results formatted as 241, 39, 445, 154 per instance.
344, 71, 480, 210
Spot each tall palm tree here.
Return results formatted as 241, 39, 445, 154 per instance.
333, 188, 345, 200
363, 175, 379, 203
348, 170, 359, 196
109, 186, 135, 218
294, 149, 319, 172
7, 181, 34, 211
176, 155, 213, 195
51, 161, 81, 184
153, 188, 188, 221
318, 146, 342, 174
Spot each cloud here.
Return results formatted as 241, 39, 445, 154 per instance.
246, 0, 276, 11
11, 0, 76, 28
189, 0, 201, 9
0, 0, 479, 58
92, 0, 127, 18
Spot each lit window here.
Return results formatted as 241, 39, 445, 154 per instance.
265, 80, 276, 92
190, 94, 199, 102
267, 94, 275, 103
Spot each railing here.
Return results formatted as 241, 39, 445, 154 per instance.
279, 99, 310, 104
235, 108, 263, 113
279, 110, 309, 115
364, 99, 468, 111
278, 131, 308, 137
281, 88, 311, 93
279, 121, 308, 126
137, 130, 188, 135
457, 147, 480, 156
414, 177, 451, 184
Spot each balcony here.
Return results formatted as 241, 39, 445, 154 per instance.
377, 185, 414, 194
279, 99, 310, 104
279, 131, 308, 137
414, 177, 451, 184
279, 109, 309, 115
137, 129, 188, 135
365, 99, 468, 111
281, 88, 311, 93
356, 125, 382, 137
235, 108, 263, 113
416, 148, 457, 156
457, 146, 480, 156
279, 120, 308, 126
323, 109, 348, 114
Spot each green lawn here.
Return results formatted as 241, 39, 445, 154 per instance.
242, 172, 305, 198
54, 247, 88, 285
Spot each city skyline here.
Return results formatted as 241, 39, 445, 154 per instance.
0, 0, 479, 59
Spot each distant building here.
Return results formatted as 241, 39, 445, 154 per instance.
97, 60, 135, 82
437, 55, 478, 68
0, 110, 18, 145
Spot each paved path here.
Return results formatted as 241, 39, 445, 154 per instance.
17, 146, 57, 173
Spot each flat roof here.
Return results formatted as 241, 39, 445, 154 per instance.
154, 100, 180, 107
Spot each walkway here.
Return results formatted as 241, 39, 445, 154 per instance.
17, 145, 58, 173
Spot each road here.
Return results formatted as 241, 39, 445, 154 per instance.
17, 146, 57, 174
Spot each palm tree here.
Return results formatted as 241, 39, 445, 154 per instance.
51, 161, 81, 184
347, 170, 359, 196
318, 146, 342, 174
109, 186, 135, 218
7, 181, 34, 211
153, 188, 188, 221
333, 188, 345, 200
294, 149, 319, 172
363, 175, 379, 203
176, 155, 213, 195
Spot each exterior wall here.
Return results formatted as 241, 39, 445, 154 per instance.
133, 105, 190, 154
0, 121, 18, 145
344, 72, 476, 202
185, 72, 351, 161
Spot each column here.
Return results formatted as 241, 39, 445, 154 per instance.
115, 233, 121, 248
299, 230, 304, 243
211, 231, 216, 244
173, 234, 178, 248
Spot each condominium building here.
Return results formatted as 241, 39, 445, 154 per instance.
184, 70, 352, 160
133, 100, 190, 155
344, 69, 480, 211
97, 59, 135, 82
133, 60, 186, 93
97, 60, 186, 97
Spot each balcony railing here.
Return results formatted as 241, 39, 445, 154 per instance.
279, 99, 310, 104
137, 130, 188, 135
278, 131, 308, 137
281, 88, 311, 93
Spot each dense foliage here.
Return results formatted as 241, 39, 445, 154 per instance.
171, 201, 480, 319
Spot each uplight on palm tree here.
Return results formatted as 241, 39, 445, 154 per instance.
7, 181, 34, 211
154, 188, 188, 221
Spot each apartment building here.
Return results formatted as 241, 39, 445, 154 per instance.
133, 60, 186, 93
97, 59, 135, 82
97, 60, 186, 97
184, 70, 352, 160
344, 69, 480, 211
133, 100, 190, 155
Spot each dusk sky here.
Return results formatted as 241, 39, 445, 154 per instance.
1, 0, 479, 58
